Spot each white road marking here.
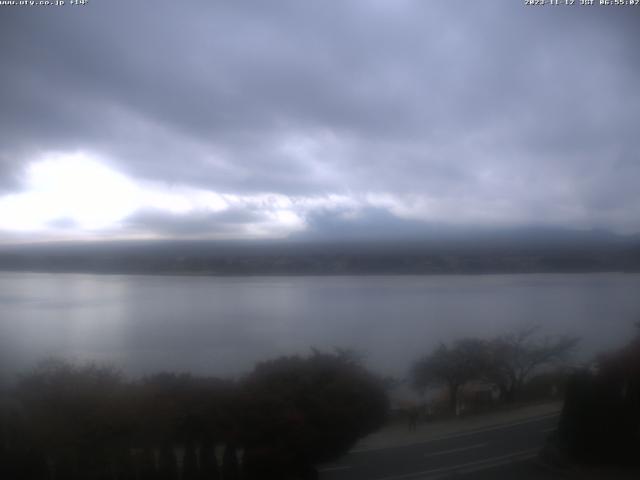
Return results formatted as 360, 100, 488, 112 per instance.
454, 449, 539, 476
351, 412, 559, 453
318, 465, 352, 472
424, 443, 486, 458
372, 448, 539, 480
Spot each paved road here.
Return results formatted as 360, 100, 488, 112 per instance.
319, 413, 562, 480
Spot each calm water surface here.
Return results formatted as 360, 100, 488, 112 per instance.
1, 272, 639, 379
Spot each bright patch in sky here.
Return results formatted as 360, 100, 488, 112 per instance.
0, 152, 230, 234
0, 152, 340, 239
0, 154, 135, 231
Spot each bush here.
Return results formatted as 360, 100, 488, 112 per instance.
558, 335, 640, 465
3, 352, 388, 479
239, 350, 389, 478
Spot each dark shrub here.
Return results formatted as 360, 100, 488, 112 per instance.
239, 350, 389, 478
558, 335, 640, 465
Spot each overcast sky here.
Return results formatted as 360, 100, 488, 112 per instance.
1, 0, 639, 242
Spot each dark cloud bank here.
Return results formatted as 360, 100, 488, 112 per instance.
1, 0, 639, 241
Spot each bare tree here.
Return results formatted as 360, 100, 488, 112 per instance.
411, 338, 487, 413
484, 326, 579, 402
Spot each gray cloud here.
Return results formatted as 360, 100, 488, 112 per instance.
297, 207, 439, 241
46, 217, 79, 230
0, 156, 21, 193
122, 208, 267, 237
1, 0, 639, 238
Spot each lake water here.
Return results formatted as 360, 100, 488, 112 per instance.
1, 272, 639, 380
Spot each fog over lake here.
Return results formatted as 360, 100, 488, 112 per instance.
1, 272, 639, 380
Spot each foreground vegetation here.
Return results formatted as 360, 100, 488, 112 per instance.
411, 326, 578, 413
2, 323, 638, 478
549, 325, 640, 467
0, 350, 388, 480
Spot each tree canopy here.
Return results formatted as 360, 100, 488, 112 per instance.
3, 351, 388, 480
411, 338, 487, 412
411, 327, 579, 410
240, 350, 389, 477
483, 326, 579, 402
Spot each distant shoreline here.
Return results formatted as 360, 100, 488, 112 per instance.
0, 267, 637, 278
1, 233, 639, 277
